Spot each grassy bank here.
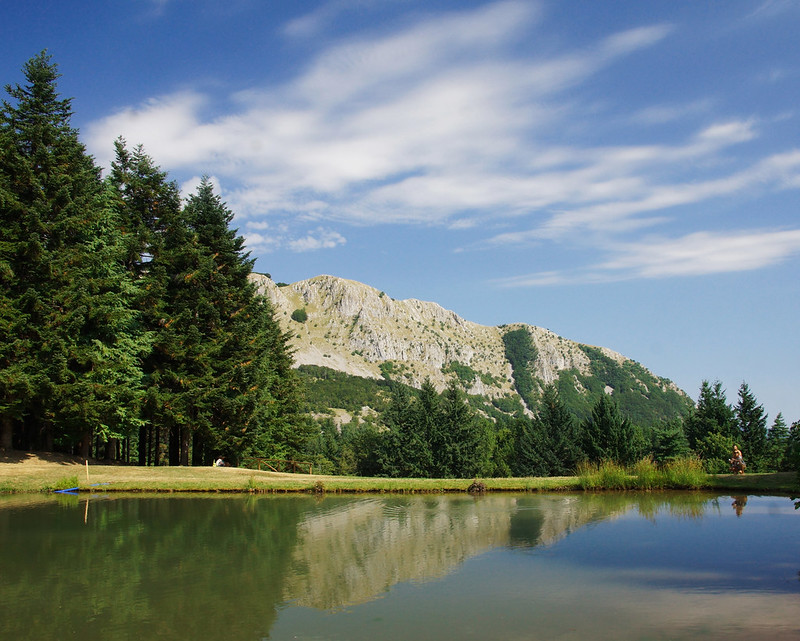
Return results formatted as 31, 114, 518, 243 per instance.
1, 452, 798, 495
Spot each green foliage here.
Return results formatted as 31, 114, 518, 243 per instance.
513, 385, 583, 477
578, 457, 705, 491
47, 475, 80, 491
695, 431, 735, 473
577, 346, 693, 425
490, 394, 525, 416
291, 307, 308, 323
0, 52, 148, 454
581, 394, 644, 465
651, 421, 690, 464
766, 413, 790, 471
297, 365, 392, 414
376, 379, 493, 478
787, 421, 800, 477
683, 380, 736, 449
735, 382, 767, 471
0, 54, 310, 465
502, 328, 538, 407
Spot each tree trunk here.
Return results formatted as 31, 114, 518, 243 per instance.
180, 428, 190, 466
154, 427, 161, 466
105, 438, 118, 462
79, 432, 91, 460
192, 431, 204, 466
169, 426, 180, 466
138, 424, 147, 465
0, 416, 13, 450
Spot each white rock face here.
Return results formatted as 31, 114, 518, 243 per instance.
251, 273, 682, 405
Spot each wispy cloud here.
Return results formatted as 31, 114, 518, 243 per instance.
84, 0, 800, 273
494, 228, 800, 286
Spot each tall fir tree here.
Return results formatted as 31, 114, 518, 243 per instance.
0, 52, 145, 455
182, 177, 312, 464
734, 382, 767, 471
684, 380, 736, 450
439, 380, 491, 478
514, 417, 553, 477
536, 384, 583, 475
581, 394, 642, 465
765, 412, 790, 471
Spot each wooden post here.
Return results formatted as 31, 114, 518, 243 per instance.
85, 459, 89, 481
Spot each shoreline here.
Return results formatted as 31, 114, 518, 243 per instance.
1, 451, 798, 495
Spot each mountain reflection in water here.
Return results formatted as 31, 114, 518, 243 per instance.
0, 492, 797, 641
283, 493, 623, 609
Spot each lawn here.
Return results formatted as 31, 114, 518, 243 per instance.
1, 451, 797, 495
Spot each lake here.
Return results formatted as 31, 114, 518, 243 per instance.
0, 492, 797, 640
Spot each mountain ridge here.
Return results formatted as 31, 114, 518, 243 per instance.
251, 273, 689, 422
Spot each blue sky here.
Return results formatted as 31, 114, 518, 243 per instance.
3, 0, 799, 424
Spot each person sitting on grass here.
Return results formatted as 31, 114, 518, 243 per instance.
729, 446, 745, 474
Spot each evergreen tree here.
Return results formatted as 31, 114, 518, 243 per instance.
734, 382, 767, 471
514, 417, 553, 477
536, 384, 583, 475
106, 140, 182, 464
786, 420, 800, 476
439, 380, 491, 478
651, 420, 690, 464
0, 52, 145, 455
683, 380, 735, 449
149, 176, 311, 465
581, 394, 642, 465
765, 413, 790, 471
378, 383, 431, 477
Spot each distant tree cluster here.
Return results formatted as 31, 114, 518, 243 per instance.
1, 53, 313, 464
302, 366, 797, 479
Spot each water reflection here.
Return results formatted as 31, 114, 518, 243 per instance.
0, 492, 797, 641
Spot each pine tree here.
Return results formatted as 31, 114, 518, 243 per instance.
514, 417, 553, 477
735, 382, 767, 471
106, 139, 182, 464
378, 383, 428, 477
144, 176, 312, 465
652, 420, 690, 464
536, 384, 582, 475
1, 52, 145, 455
581, 394, 642, 465
439, 380, 491, 478
765, 413, 789, 471
684, 380, 736, 450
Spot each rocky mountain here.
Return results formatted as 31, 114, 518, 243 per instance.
251, 273, 691, 424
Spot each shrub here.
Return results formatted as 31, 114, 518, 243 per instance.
662, 456, 706, 489
291, 307, 308, 323
631, 457, 664, 490
578, 460, 631, 490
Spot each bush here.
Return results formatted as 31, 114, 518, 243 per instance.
291, 307, 308, 323
631, 458, 664, 490
578, 460, 631, 490
663, 456, 706, 489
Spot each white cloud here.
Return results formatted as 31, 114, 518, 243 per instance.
288, 228, 347, 252
83, 1, 800, 269
601, 229, 800, 278
494, 228, 800, 287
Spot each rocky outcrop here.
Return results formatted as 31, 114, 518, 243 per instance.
251, 273, 685, 409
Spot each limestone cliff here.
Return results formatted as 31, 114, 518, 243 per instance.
251, 273, 688, 419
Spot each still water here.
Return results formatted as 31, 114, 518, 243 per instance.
0, 492, 797, 640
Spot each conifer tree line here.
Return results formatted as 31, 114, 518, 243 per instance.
1, 52, 312, 464
304, 376, 799, 478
